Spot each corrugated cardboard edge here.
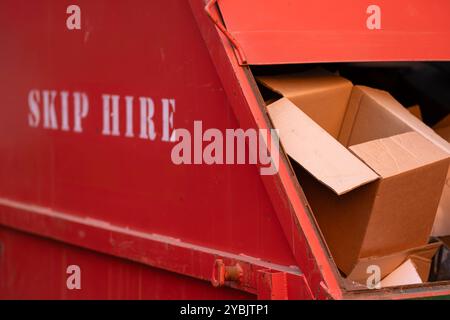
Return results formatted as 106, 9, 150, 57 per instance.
257, 72, 351, 99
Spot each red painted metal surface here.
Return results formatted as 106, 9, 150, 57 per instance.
0, 226, 253, 299
1, 0, 450, 300
0, 197, 309, 297
217, 0, 450, 65
0, 0, 308, 299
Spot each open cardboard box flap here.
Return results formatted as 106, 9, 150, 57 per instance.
258, 73, 352, 139
349, 131, 449, 179
267, 98, 379, 195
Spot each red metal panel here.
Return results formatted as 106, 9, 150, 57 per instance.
0, 226, 254, 299
216, 0, 450, 64
0, 198, 308, 296
0, 0, 300, 298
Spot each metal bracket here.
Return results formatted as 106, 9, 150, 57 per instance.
256, 269, 314, 300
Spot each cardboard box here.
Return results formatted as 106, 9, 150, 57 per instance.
349, 99, 450, 237
259, 74, 450, 276
405, 106, 450, 237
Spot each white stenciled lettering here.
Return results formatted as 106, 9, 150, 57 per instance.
28, 90, 40, 127
125, 96, 134, 138
102, 94, 120, 136
162, 98, 176, 142
139, 97, 156, 140
42, 90, 58, 129
26, 90, 176, 143
60, 91, 70, 131
28, 89, 88, 132
73, 92, 89, 133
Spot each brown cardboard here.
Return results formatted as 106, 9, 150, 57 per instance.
435, 126, 450, 141
435, 114, 450, 130
300, 132, 448, 274
339, 86, 411, 146
380, 258, 425, 287
338, 86, 450, 152
395, 105, 450, 237
410, 255, 433, 282
349, 132, 447, 179
347, 242, 440, 284
261, 74, 450, 276
338, 88, 450, 238
408, 105, 423, 120
433, 122, 450, 237
258, 74, 352, 139
267, 98, 378, 195
349, 131, 446, 178
348, 133, 448, 259
379, 243, 439, 288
